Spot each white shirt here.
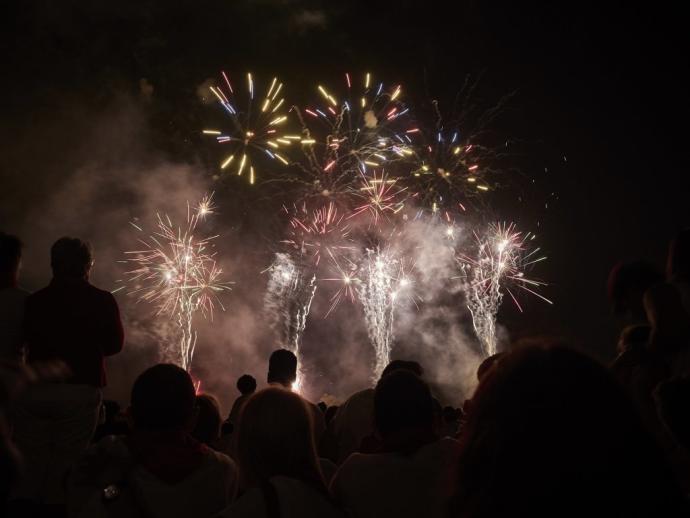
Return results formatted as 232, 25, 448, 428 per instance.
330, 437, 459, 518
70, 436, 238, 518
218, 476, 344, 518
0, 286, 29, 361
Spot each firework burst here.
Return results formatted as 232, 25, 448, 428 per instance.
121, 197, 232, 370
357, 246, 414, 382
282, 201, 353, 267
290, 72, 415, 199
348, 170, 408, 225
457, 222, 550, 356
203, 72, 296, 185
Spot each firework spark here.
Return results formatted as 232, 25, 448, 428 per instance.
203, 72, 295, 185
457, 222, 550, 356
290, 72, 415, 199
121, 197, 232, 370
282, 201, 353, 266
264, 253, 317, 388
348, 170, 408, 225
356, 247, 413, 382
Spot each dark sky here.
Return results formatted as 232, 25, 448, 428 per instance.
2, 1, 689, 390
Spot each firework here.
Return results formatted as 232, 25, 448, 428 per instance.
321, 248, 359, 317
348, 170, 408, 225
264, 253, 317, 388
203, 72, 295, 185
457, 222, 550, 356
282, 201, 353, 267
290, 72, 415, 199
121, 197, 232, 370
356, 247, 412, 382
403, 93, 513, 213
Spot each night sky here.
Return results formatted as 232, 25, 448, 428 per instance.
2, 1, 688, 404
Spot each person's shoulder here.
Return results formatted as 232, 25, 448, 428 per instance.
26, 285, 50, 301
202, 446, 238, 473
217, 486, 266, 518
87, 283, 118, 301
0, 286, 29, 302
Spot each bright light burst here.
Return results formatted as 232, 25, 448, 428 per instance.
348, 170, 408, 225
356, 247, 414, 382
203, 72, 294, 185
457, 222, 551, 356
291, 72, 415, 198
264, 252, 316, 387
283, 201, 353, 267
121, 197, 232, 370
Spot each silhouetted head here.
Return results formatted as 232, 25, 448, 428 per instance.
130, 364, 197, 431
237, 387, 325, 491
617, 324, 651, 354
192, 393, 222, 445
374, 370, 434, 444
267, 349, 297, 388
644, 283, 690, 352
607, 260, 663, 320
380, 359, 424, 379
667, 228, 690, 281
476, 352, 505, 381
51, 237, 93, 279
451, 345, 689, 517
324, 405, 338, 425
0, 233, 22, 287
236, 374, 257, 395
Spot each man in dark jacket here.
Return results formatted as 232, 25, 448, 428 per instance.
11, 237, 124, 510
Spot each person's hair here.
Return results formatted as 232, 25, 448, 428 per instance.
237, 387, 325, 491
607, 260, 663, 313
667, 228, 690, 281
267, 349, 297, 386
192, 393, 222, 445
237, 374, 257, 395
0, 233, 22, 275
451, 345, 689, 518
51, 237, 93, 278
617, 324, 651, 353
476, 352, 504, 381
374, 370, 434, 439
130, 364, 196, 431
324, 405, 338, 425
380, 359, 423, 379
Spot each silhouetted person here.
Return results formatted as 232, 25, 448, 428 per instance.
69, 364, 238, 518
192, 393, 222, 447
226, 374, 257, 427
450, 345, 689, 518
667, 228, 690, 312
218, 387, 342, 518
329, 360, 423, 463
644, 282, 690, 377
267, 349, 325, 443
11, 237, 124, 510
331, 370, 458, 518
0, 233, 28, 362
607, 260, 663, 323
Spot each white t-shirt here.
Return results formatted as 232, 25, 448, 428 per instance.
70, 435, 239, 518
330, 437, 459, 518
0, 286, 28, 361
218, 476, 344, 518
